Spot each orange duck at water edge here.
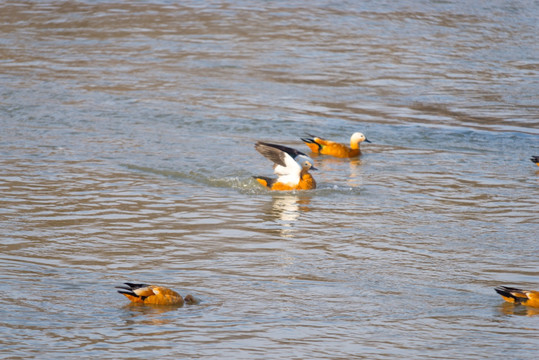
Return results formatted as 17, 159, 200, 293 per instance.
116, 283, 197, 306
494, 286, 539, 308
253, 141, 317, 191
301, 132, 371, 158
531, 156, 539, 166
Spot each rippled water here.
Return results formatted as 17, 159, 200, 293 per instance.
1, 1, 539, 359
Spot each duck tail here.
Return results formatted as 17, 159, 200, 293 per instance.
495, 286, 526, 304
301, 135, 322, 152
116, 283, 149, 300
301, 136, 315, 144
253, 176, 275, 189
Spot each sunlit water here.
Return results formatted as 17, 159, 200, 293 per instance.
1, 1, 538, 359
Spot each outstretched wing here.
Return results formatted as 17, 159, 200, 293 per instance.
255, 142, 302, 176
255, 142, 306, 164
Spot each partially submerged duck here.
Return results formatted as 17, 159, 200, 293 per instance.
494, 286, 539, 308
116, 283, 197, 306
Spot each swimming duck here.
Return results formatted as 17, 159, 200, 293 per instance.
254, 141, 317, 190
531, 156, 539, 166
116, 283, 197, 306
301, 132, 370, 158
494, 286, 539, 308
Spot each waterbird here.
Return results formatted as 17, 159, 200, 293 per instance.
253, 141, 317, 190
301, 132, 371, 158
116, 283, 197, 306
494, 286, 539, 308
531, 156, 539, 166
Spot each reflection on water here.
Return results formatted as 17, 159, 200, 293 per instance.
308, 153, 365, 189
498, 303, 539, 317
346, 158, 363, 187
269, 194, 312, 238
272, 195, 302, 223
1, 0, 539, 359
120, 303, 182, 326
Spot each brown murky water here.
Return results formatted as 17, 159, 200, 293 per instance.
1, 1, 538, 359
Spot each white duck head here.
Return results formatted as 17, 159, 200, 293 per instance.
350, 132, 371, 148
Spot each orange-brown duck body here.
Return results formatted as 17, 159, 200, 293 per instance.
116, 283, 196, 306
495, 286, 539, 308
301, 132, 370, 158
255, 172, 316, 191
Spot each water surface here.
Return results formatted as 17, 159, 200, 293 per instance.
1, 1, 538, 359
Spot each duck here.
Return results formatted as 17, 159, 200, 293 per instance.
531, 156, 539, 166
116, 283, 197, 306
253, 141, 317, 190
301, 132, 371, 158
494, 286, 539, 308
